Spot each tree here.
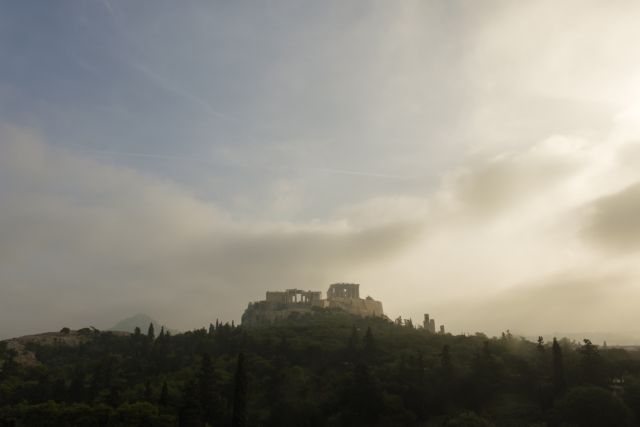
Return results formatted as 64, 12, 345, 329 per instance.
107, 385, 121, 407
346, 325, 360, 362
467, 341, 499, 408
0, 349, 17, 379
231, 352, 247, 427
445, 411, 495, 426
552, 338, 566, 395
347, 325, 359, 350
134, 326, 141, 336
364, 327, 376, 355
552, 386, 633, 427
144, 380, 152, 401
580, 338, 605, 386
67, 369, 85, 402
159, 382, 169, 407
346, 362, 384, 425
404, 350, 429, 421
198, 353, 221, 424
147, 323, 155, 340
441, 344, 453, 375
179, 380, 202, 427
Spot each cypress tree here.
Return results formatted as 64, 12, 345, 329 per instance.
198, 353, 220, 424
441, 344, 453, 375
350, 362, 383, 424
160, 382, 169, 406
552, 338, 566, 394
147, 323, 155, 340
179, 380, 202, 427
347, 325, 360, 361
364, 327, 375, 354
67, 370, 85, 402
231, 352, 247, 427
579, 338, 604, 385
144, 380, 152, 401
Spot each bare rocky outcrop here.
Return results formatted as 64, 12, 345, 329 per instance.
1, 328, 129, 367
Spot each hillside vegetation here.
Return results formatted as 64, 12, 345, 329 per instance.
2, 310, 640, 426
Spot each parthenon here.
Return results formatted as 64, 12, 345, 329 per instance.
326, 283, 360, 299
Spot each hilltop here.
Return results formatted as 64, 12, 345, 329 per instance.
109, 313, 171, 334
1, 327, 128, 368
2, 311, 640, 426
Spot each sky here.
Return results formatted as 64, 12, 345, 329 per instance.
3, 1, 640, 342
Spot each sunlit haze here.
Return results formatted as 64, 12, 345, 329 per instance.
3, 1, 640, 342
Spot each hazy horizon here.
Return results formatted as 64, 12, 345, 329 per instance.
3, 1, 640, 342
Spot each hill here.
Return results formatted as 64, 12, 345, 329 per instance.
1, 327, 129, 369
2, 311, 640, 426
109, 313, 170, 334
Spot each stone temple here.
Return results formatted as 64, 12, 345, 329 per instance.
241, 283, 384, 326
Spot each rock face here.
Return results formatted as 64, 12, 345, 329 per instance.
241, 283, 384, 326
1, 328, 127, 367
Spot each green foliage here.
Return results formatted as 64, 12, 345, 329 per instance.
444, 411, 495, 427
552, 386, 634, 427
552, 337, 566, 395
231, 352, 247, 427
1, 312, 639, 426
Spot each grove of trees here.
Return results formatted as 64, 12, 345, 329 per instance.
1, 310, 640, 426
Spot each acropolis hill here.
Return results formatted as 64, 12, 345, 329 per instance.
241, 283, 384, 326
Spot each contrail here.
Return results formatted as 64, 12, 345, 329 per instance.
62, 147, 210, 164
57, 147, 410, 180
131, 62, 235, 122
310, 167, 408, 180
102, 0, 115, 15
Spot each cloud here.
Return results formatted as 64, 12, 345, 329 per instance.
4, 105, 640, 341
433, 268, 640, 341
3, 105, 640, 341
4, 90, 640, 341
445, 141, 583, 219
582, 182, 640, 253
0, 125, 423, 338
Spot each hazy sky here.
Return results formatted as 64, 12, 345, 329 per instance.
3, 1, 640, 340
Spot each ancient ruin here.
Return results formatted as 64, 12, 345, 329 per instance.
241, 283, 384, 326
423, 313, 445, 334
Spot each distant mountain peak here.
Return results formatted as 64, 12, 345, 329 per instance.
109, 313, 165, 333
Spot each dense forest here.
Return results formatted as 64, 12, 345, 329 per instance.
2, 309, 640, 426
